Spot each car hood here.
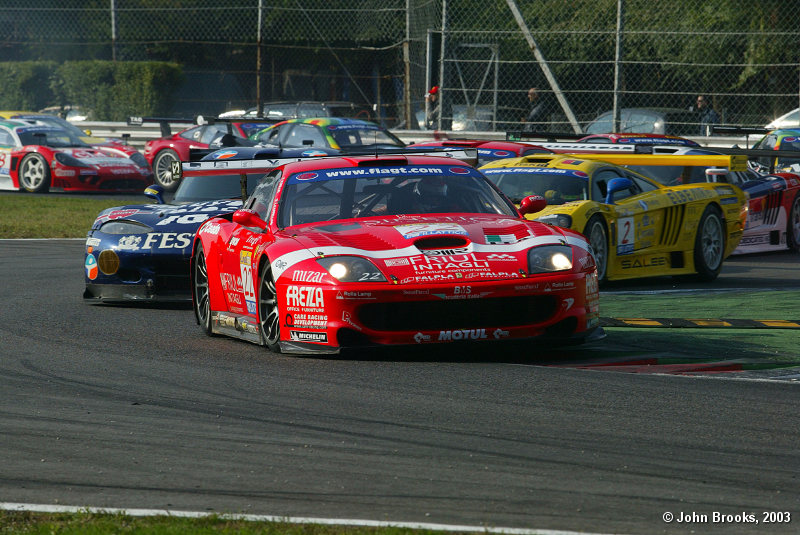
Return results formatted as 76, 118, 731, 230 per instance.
273, 214, 583, 284
92, 199, 243, 231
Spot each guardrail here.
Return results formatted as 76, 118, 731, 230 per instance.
78, 121, 752, 151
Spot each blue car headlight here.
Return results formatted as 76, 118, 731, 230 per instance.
317, 256, 386, 282
99, 220, 153, 234
528, 245, 573, 274
536, 213, 572, 228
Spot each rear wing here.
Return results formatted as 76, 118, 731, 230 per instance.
128, 116, 196, 137
561, 153, 750, 172
128, 115, 278, 138
177, 147, 480, 181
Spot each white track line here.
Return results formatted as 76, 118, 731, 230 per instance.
0, 502, 616, 535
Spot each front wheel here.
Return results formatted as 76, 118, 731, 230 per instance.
258, 261, 281, 352
152, 149, 180, 191
192, 243, 214, 335
694, 205, 725, 281
19, 153, 51, 193
583, 215, 609, 283
787, 191, 800, 252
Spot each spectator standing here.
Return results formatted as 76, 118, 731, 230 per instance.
522, 87, 552, 132
424, 86, 440, 130
696, 95, 720, 135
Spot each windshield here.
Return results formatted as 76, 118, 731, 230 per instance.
173, 172, 265, 203
481, 167, 590, 204
17, 126, 89, 148
277, 164, 516, 227
328, 125, 404, 148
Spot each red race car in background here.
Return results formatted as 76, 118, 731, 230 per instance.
191, 152, 602, 354
0, 118, 152, 193
131, 116, 277, 191
407, 139, 553, 167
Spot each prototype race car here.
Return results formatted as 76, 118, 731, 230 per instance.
132, 116, 277, 191
574, 133, 700, 147
480, 154, 748, 283
0, 119, 152, 193
407, 139, 553, 166
750, 128, 800, 173
83, 147, 338, 302
249, 117, 406, 151
190, 153, 602, 354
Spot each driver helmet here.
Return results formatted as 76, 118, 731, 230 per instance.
415, 176, 448, 200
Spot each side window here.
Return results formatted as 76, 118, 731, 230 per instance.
624, 171, 658, 194
199, 125, 226, 144
179, 126, 202, 141
0, 128, 14, 148
246, 170, 281, 221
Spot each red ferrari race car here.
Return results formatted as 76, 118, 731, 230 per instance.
406, 139, 553, 167
191, 153, 602, 355
0, 118, 152, 193
132, 116, 277, 191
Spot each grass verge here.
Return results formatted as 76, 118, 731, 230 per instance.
0, 193, 135, 239
0, 511, 469, 535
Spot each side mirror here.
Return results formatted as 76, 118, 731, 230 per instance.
704, 168, 729, 182
144, 184, 165, 205
518, 194, 547, 215
233, 209, 268, 230
604, 177, 633, 205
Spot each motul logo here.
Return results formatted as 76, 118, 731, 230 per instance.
438, 329, 487, 341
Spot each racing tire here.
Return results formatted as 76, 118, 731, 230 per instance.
583, 215, 609, 283
788, 191, 800, 252
152, 149, 180, 191
192, 243, 214, 336
693, 204, 725, 281
18, 153, 51, 193
258, 261, 282, 352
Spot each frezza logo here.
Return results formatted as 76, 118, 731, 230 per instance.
449, 167, 470, 174
296, 172, 318, 181
85, 254, 98, 280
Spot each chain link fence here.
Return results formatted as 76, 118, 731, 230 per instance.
2, 0, 798, 134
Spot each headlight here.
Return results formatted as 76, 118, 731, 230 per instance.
99, 220, 153, 234
528, 245, 573, 273
128, 152, 150, 169
317, 256, 387, 282
54, 152, 90, 167
535, 213, 572, 228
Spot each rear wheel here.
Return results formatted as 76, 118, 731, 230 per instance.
694, 205, 725, 281
787, 191, 800, 252
258, 261, 281, 352
19, 153, 51, 193
583, 215, 608, 283
152, 149, 180, 191
192, 243, 213, 335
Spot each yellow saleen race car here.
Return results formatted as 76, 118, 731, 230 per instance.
481, 155, 748, 283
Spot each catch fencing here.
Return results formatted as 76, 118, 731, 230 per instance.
3, 0, 798, 134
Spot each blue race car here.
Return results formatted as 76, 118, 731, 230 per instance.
83, 146, 338, 302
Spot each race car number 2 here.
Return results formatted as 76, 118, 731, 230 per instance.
617, 216, 635, 255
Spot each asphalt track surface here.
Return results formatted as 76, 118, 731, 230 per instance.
1, 240, 799, 534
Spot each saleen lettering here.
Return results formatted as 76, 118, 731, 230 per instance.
286, 286, 324, 308
620, 256, 668, 269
